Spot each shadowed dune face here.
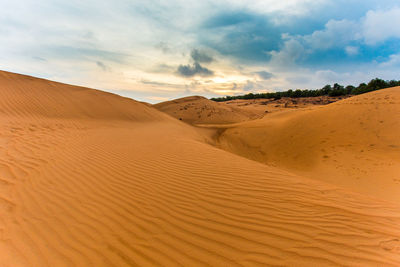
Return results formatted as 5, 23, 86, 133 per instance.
218, 87, 400, 202
1, 71, 400, 266
154, 96, 264, 124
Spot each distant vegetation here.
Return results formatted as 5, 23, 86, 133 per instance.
211, 78, 400, 102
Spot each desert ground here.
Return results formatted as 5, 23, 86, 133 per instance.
1, 70, 400, 266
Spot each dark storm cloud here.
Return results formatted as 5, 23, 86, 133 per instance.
177, 62, 214, 77
191, 49, 213, 63
199, 11, 281, 63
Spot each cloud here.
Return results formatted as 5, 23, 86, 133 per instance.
269, 38, 306, 68
315, 70, 341, 82
243, 81, 255, 91
345, 46, 359, 56
264, 9, 400, 68
175, 48, 215, 77
140, 79, 186, 89
44, 46, 129, 63
155, 42, 171, 53
266, 18, 363, 68
254, 71, 273, 80
203, 12, 254, 28
216, 0, 330, 17
32, 56, 47, 61
363, 7, 400, 44
177, 62, 214, 77
285, 75, 311, 85
199, 11, 280, 62
380, 53, 400, 67
96, 61, 111, 71
149, 63, 175, 73
191, 49, 213, 63
146, 96, 171, 102
2, 0, 400, 103
304, 19, 361, 50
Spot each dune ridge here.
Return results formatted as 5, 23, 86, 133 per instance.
0, 71, 164, 122
1, 71, 400, 266
154, 95, 264, 124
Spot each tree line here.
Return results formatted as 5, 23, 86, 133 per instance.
210, 78, 400, 102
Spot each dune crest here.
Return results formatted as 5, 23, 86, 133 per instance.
0, 71, 166, 122
1, 71, 400, 266
154, 95, 264, 124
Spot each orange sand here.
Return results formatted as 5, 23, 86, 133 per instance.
216, 88, 400, 203
154, 96, 264, 124
1, 71, 400, 266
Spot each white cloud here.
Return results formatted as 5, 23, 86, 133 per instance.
316, 69, 340, 80
363, 7, 400, 44
224, 0, 329, 16
269, 38, 306, 68
267, 19, 361, 67
302, 7, 400, 47
304, 19, 361, 50
280, 8, 400, 55
380, 53, 400, 67
264, 6, 400, 71
345, 46, 359, 56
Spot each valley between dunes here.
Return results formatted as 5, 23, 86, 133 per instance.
216, 89, 400, 203
1, 70, 400, 266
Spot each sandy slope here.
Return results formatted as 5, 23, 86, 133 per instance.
0, 71, 164, 122
154, 96, 264, 124
218, 87, 400, 203
1, 71, 400, 266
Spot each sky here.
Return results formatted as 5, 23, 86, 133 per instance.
1, 0, 400, 103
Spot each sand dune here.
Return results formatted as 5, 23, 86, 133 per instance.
154, 96, 264, 124
0, 71, 165, 122
1, 71, 400, 266
220, 95, 349, 114
218, 87, 400, 203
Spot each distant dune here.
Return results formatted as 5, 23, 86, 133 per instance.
217, 88, 400, 202
154, 95, 264, 124
1, 70, 400, 266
